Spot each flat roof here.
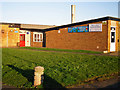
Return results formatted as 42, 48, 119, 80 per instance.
43, 16, 120, 32
0, 22, 56, 30
21, 24, 56, 30
0, 16, 120, 32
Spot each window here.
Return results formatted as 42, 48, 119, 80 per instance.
33, 32, 43, 42
111, 27, 115, 31
111, 32, 115, 43
20, 34, 25, 41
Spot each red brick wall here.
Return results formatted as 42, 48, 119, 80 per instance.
0, 25, 2, 47
118, 22, 120, 51
30, 32, 43, 47
45, 21, 108, 51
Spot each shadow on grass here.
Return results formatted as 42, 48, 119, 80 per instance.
7, 65, 67, 89
43, 74, 67, 90
7, 65, 34, 85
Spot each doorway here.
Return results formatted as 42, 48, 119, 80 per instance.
20, 34, 25, 47
110, 27, 116, 52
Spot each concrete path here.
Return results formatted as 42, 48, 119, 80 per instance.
2, 77, 120, 89
2, 83, 17, 89
15, 48, 120, 57
72, 77, 120, 89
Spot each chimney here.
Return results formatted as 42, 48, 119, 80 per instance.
118, 1, 120, 18
71, 5, 76, 23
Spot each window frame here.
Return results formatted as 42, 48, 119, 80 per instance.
33, 32, 43, 42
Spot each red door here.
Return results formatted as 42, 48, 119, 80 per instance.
20, 34, 25, 47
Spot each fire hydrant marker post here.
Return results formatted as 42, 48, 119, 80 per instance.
34, 66, 44, 86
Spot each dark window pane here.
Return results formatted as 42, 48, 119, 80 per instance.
21, 36, 22, 41
111, 27, 115, 31
23, 35, 25, 41
38, 34, 39, 39
40, 34, 42, 39
111, 32, 115, 42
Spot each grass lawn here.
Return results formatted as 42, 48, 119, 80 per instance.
20, 47, 102, 54
2, 48, 119, 88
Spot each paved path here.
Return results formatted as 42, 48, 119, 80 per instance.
3, 47, 120, 56
72, 77, 120, 89
2, 83, 17, 89
4, 47, 120, 56
15, 48, 120, 57
2, 77, 120, 89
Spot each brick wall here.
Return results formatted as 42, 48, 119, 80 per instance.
116, 21, 119, 52
108, 20, 119, 52
118, 22, 120, 51
0, 24, 43, 48
0, 24, 20, 47
30, 32, 43, 47
45, 21, 108, 51
0, 25, 2, 47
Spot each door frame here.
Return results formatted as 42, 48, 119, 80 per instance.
19, 30, 31, 47
110, 26, 116, 52
20, 34, 25, 47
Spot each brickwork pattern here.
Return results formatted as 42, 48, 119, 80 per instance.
0, 24, 20, 47
31, 32, 43, 47
46, 21, 108, 51
118, 22, 120, 51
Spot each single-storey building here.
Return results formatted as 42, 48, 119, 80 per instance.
0, 16, 120, 52
0, 23, 55, 48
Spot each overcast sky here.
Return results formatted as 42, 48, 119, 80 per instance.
1, 2, 118, 26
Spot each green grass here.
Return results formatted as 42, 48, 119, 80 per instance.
20, 47, 102, 54
2, 48, 119, 88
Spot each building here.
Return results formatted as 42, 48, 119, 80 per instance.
0, 16, 120, 52
0, 23, 55, 48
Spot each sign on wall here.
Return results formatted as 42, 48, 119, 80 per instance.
9, 24, 20, 28
68, 26, 89, 33
89, 24, 102, 32
14, 31, 18, 33
119, 22, 120, 25
111, 21, 116, 26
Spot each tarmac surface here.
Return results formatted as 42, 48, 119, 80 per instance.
2, 77, 120, 89
72, 77, 120, 89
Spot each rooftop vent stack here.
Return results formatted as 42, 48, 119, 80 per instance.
71, 5, 76, 23
118, 1, 120, 18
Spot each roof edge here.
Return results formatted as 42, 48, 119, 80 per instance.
44, 16, 120, 31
